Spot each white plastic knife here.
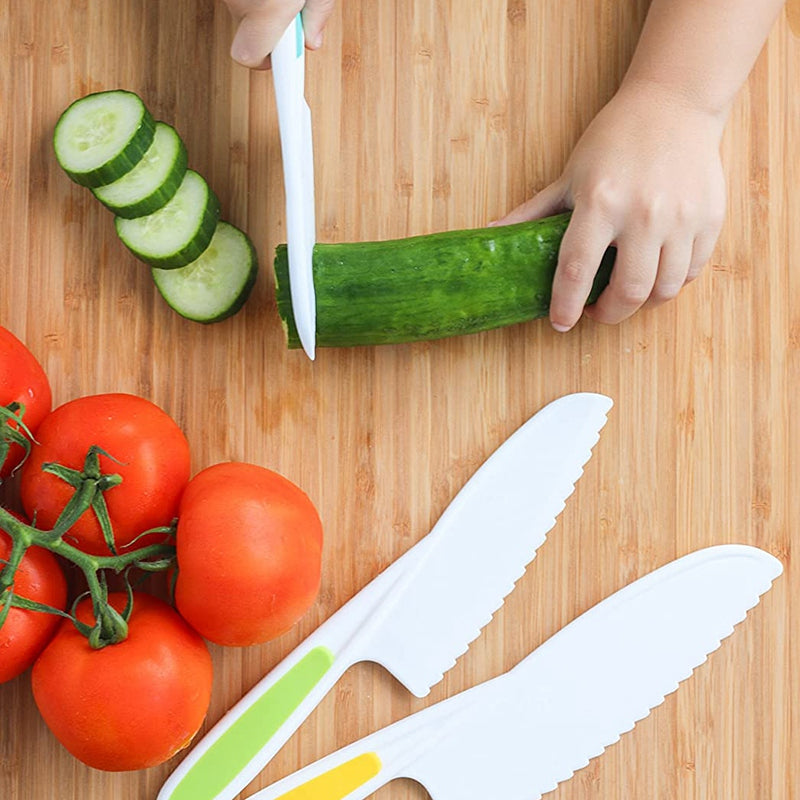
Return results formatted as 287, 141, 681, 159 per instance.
247, 544, 782, 800
157, 392, 612, 800
272, 14, 316, 359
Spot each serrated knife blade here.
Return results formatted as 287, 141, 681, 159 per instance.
247, 544, 782, 800
157, 392, 612, 800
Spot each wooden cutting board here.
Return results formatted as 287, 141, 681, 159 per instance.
1, 2, 797, 798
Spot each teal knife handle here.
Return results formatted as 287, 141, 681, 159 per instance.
294, 12, 304, 56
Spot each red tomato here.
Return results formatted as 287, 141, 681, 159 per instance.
0, 326, 53, 478
20, 393, 190, 556
31, 591, 213, 771
175, 462, 323, 646
0, 511, 67, 683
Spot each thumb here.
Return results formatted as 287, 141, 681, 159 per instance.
490, 180, 567, 226
302, 0, 336, 49
231, 2, 303, 69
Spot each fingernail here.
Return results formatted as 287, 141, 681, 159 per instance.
311, 32, 324, 49
551, 322, 571, 333
231, 42, 252, 65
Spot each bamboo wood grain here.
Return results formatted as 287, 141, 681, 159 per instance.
0, 2, 797, 799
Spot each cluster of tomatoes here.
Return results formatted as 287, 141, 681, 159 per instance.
0, 325, 324, 771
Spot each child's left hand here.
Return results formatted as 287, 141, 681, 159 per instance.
494, 80, 728, 331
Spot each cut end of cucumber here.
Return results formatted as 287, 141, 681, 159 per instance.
151, 222, 258, 323
115, 170, 220, 268
54, 90, 155, 188
92, 122, 188, 218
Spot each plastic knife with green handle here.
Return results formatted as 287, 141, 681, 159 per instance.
157, 392, 612, 800
247, 545, 782, 800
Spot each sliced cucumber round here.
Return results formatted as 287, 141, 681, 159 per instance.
115, 170, 220, 269
92, 122, 188, 218
151, 222, 258, 323
53, 90, 155, 188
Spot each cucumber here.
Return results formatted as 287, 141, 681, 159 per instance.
273, 212, 615, 348
53, 90, 156, 188
115, 170, 220, 268
151, 222, 258, 323
92, 122, 188, 218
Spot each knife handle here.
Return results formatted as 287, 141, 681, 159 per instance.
249, 750, 388, 800
157, 632, 348, 800
244, 704, 443, 800
158, 548, 418, 800
247, 680, 482, 800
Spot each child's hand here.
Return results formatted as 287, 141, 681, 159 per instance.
495, 81, 727, 331
222, 0, 335, 69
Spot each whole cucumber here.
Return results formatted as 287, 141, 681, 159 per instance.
273, 212, 615, 348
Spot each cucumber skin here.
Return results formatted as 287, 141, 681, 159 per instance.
114, 187, 221, 269
273, 212, 616, 348
54, 91, 156, 189
151, 227, 259, 324
93, 130, 188, 218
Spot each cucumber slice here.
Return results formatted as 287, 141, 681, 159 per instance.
92, 122, 188, 218
115, 170, 220, 268
54, 90, 155, 188
151, 222, 258, 323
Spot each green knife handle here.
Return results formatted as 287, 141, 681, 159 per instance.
159, 645, 337, 800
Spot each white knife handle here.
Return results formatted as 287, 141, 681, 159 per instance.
245, 696, 457, 800
246, 738, 395, 800
157, 630, 349, 800
158, 547, 422, 800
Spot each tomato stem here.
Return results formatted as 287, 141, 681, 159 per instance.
0, 402, 34, 474
0, 446, 177, 648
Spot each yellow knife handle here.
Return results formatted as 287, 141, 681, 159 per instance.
272, 752, 383, 800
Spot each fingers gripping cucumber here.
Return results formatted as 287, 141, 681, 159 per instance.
54, 90, 156, 188
274, 212, 616, 348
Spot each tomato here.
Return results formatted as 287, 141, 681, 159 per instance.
31, 591, 213, 771
0, 511, 67, 683
20, 393, 190, 556
0, 326, 52, 478
175, 462, 323, 646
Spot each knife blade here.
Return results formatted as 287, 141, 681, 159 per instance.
247, 544, 782, 800
272, 14, 316, 360
157, 392, 612, 800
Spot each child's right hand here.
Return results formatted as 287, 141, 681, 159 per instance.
222, 0, 335, 69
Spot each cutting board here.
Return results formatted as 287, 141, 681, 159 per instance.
1, 2, 797, 799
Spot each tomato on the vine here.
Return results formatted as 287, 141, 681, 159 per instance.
20, 393, 191, 556
0, 511, 67, 684
175, 462, 323, 646
0, 326, 52, 478
31, 591, 213, 771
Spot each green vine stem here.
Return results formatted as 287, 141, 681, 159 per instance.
0, 445, 177, 648
0, 402, 34, 472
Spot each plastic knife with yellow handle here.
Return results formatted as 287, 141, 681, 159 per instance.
248, 544, 782, 800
